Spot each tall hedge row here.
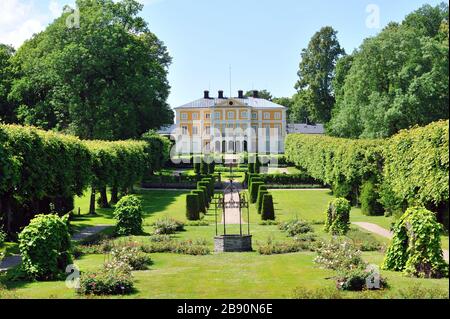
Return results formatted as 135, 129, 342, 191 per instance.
285, 120, 449, 224
380, 121, 449, 222
0, 124, 92, 234
0, 124, 164, 235
285, 133, 383, 204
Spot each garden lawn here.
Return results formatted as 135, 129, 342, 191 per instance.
2, 188, 448, 299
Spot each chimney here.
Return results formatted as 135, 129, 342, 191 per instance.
238, 90, 244, 98
252, 90, 259, 98
218, 90, 224, 99
204, 90, 210, 99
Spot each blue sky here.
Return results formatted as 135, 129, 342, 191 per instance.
0, 0, 445, 108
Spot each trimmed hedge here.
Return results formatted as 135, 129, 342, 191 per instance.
0, 124, 92, 234
250, 181, 264, 204
285, 120, 449, 226
259, 173, 319, 185
192, 189, 207, 214
186, 194, 200, 220
380, 121, 449, 223
261, 194, 275, 220
0, 124, 164, 235
285, 134, 383, 204
257, 190, 269, 214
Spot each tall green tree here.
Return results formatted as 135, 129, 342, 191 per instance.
8, 0, 173, 140
295, 26, 344, 123
328, 3, 449, 138
0, 44, 16, 123
245, 89, 273, 100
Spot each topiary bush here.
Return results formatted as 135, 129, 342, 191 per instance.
192, 190, 206, 214
382, 207, 448, 278
113, 195, 143, 236
324, 198, 351, 235
256, 188, 269, 214
250, 181, 264, 203
360, 180, 384, 216
18, 214, 72, 280
186, 194, 200, 221
261, 194, 275, 220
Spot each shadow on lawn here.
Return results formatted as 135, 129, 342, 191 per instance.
137, 190, 187, 220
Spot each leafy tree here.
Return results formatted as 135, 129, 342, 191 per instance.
295, 26, 345, 123
0, 44, 16, 123
8, 0, 173, 140
245, 89, 273, 100
328, 3, 449, 138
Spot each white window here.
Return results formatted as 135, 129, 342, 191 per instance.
182, 126, 188, 135
228, 111, 235, 119
192, 113, 199, 120
205, 113, 211, 119
192, 126, 199, 135
205, 126, 210, 135
274, 112, 281, 120
215, 112, 221, 120
241, 111, 248, 119
181, 113, 188, 120
274, 124, 282, 136
251, 112, 258, 119
264, 112, 270, 120
251, 125, 258, 134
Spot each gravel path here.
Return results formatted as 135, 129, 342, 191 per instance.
220, 191, 245, 225
0, 224, 111, 271
352, 222, 449, 262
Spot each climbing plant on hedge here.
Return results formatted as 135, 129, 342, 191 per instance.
113, 195, 143, 236
19, 214, 72, 280
382, 207, 448, 278
186, 194, 200, 220
261, 194, 275, 220
324, 198, 351, 235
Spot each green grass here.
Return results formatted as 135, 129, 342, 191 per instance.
2, 188, 448, 299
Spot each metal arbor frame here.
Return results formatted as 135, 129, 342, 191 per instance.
212, 163, 250, 237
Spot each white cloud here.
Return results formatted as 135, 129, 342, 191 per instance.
49, 0, 62, 18
0, 0, 53, 48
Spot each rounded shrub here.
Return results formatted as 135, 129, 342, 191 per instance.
19, 214, 72, 280
360, 180, 384, 216
113, 195, 143, 236
186, 194, 200, 221
261, 194, 275, 220
382, 207, 448, 278
324, 198, 351, 235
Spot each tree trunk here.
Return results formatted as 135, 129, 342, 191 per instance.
89, 187, 96, 215
98, 186, 110, 208
110, 186, 119, 204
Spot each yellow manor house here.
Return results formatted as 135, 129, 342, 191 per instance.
173, 90, 287, 154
